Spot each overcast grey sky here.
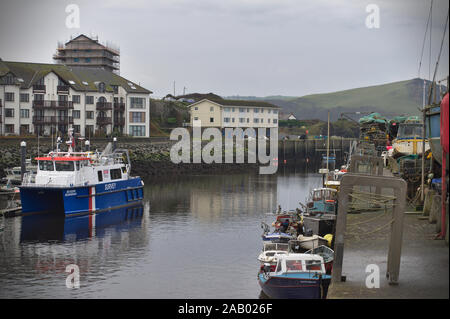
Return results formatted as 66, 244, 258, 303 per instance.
0, 0, 448, 98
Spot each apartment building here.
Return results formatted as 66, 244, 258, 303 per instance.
189, 98, 280, 136
53, 34, 120, 74
0, 59, 151, 137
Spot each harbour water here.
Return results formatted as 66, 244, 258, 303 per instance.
0, 168, 323, 299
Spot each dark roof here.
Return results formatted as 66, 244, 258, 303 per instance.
176, 92, 223, 101
207, 98, 280, 109
0, 60, 151, 94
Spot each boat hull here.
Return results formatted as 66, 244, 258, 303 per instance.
258, 273, 330, 299
19, 177, 143, 217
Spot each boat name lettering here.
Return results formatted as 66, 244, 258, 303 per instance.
65, 190, 77, 197
105, 183, 116, 191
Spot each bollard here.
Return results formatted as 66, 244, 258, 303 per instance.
20, 141, 26, 182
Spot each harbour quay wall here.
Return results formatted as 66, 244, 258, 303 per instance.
0, 137, 356, 179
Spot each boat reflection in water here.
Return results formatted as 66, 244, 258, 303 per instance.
20, 204, 144, 242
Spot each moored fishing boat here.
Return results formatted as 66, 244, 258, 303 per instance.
258, 253, 331, 299
19, 134, 144, 217
305, 245, 334, 274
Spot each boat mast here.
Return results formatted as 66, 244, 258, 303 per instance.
326, 111, 330, 174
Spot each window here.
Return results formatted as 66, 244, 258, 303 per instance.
74, 58, 79, 62
210, 106, 214, 112
98, 82, 105, 93
273, 119, 278, 124
86, 96, 94, 104
20, 94, 29, 102
111, 85, 118, 94
194, 107, 198, 110
239, 108, 245, 113
268, 109, 271, 114
85, 58, 91, 63
232, 118, 235, 123
246, 118, 249, 123
273, 110, 278, 114
253, 108, 259, 113
210, 117, 214, 123
224, 107, 230, 112
97, 171, 103, 182
55, 161, 74, 171
268, 119, 271, 123
73, 125, 80, 133
130, 97, 145, 109
72, 95, 80, 104
287, 260, 304, 271
130, 112, 145, 123
129, 125, 146, 137
34, 94, 44, 101
5, 108, 14, 117
239, 118, 245, 123
261, 108, 264, 113
5, 125, 14, 133
5, 92, 14, 102
86, 111, 94, 119
305, 260, 322, 271
253, 118, 259, 123
247, 108, 250, 112
224, 117, 230, 123
73, 110, 81, 119
231, 107, 235, 112
39, 161, 54, 171
20, 109, 29, 118
261, 119, 264, 123
3, 74, 15, 84
110, 169, 122, 180
194, 117, 198, 121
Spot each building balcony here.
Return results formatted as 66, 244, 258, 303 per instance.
32, 116, 73, 125
33, 100, 74, 109
113, 102, 125, 111
96, 101, 112, 110
57, 85, 70, 93
114, 117, 125, 126
97, 117, 112, 125
33, 85, 46, 93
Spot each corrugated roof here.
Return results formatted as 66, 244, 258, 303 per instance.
0, 60, 151, 94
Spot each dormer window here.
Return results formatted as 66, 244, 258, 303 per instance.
98, 82, 106, 93
4, 73, 15, 85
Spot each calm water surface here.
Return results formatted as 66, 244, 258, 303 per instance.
0, 169, 322, 298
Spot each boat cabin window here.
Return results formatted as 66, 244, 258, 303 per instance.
305, 260, 322, 271
55, 161, 75, 171
110, 168, 122, 180
286, 260, 303, 271
98, 171, 103, 182
39, 160, 54, 171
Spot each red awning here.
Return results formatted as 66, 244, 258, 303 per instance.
35, 157, 90, 161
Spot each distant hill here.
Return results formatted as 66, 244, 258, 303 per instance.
227, 78, 446, 121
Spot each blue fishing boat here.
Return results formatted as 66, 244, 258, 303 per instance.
305, 188, 337, 216
258, 253, 331, 299
425, 93, 449, 167
19, 134, 144, 217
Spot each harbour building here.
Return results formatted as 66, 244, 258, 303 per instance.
0, 59, 151, 137
188, 98, 280, 137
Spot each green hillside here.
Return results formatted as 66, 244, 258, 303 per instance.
236, 78, 445, 121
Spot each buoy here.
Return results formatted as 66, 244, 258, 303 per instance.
324, 234, 333, 247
